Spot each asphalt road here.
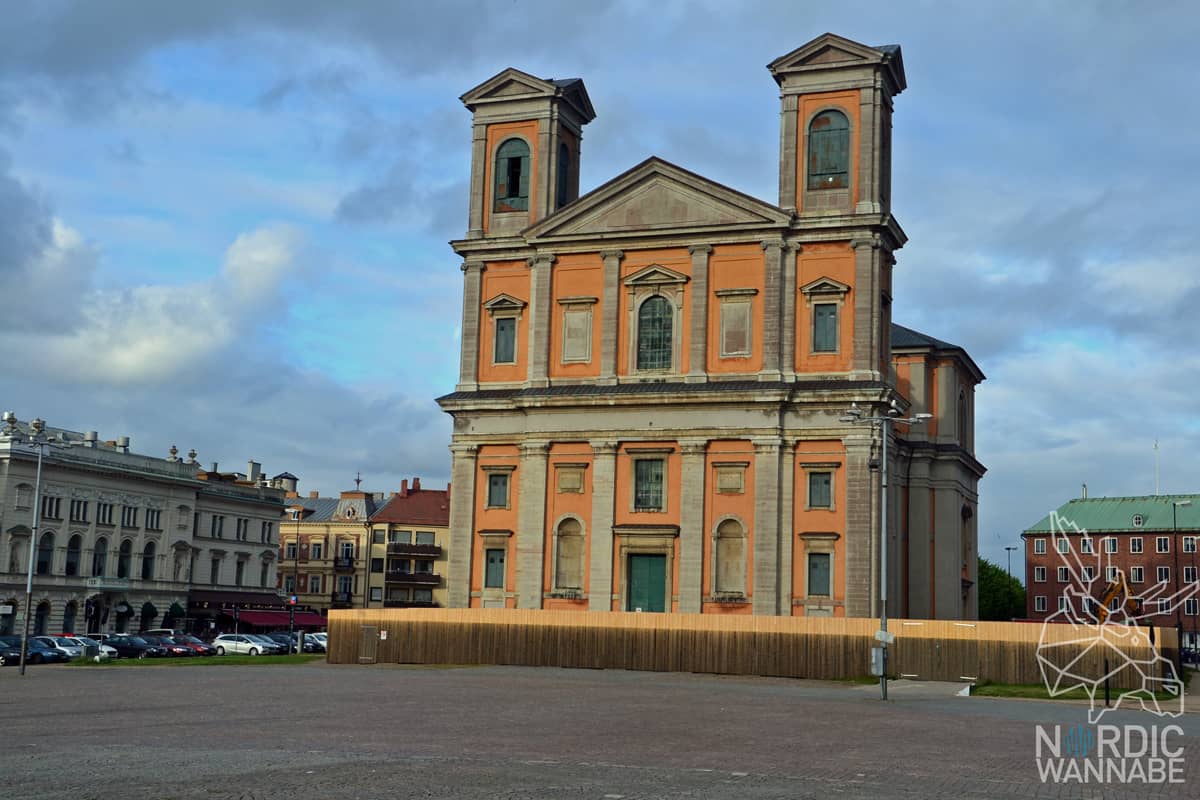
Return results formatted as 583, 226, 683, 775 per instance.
3, 661, 1196, 799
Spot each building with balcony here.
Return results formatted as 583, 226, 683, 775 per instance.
0, 418, 285, 637
1022, 493, 1200, 648
437, 33, 984, 619
366, 477, 450, 608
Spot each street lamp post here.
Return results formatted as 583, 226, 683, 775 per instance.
1004, 545, 1018, 578
1172, 499, 1191, 655
2, 413, 52, 676
841, 399, 932, 701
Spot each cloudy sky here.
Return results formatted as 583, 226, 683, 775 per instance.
2, 1, 1197, 570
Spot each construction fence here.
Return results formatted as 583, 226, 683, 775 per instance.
326, 608, 1179, 689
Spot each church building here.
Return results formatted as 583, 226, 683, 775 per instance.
437, 33, 985, 619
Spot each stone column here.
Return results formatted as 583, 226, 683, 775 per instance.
686, 244, 711, 383
588, 440, 618, 610
843, 436, 876, 618
446, 443, 478, 608
760, 239, 785, 381
526, 254, 555, 387
546, 107, 561, 213
777, 440, 795, 609
780, 244, 798, 381
677, 439, 708, 612
778, 94, 799, 212
535, 116, 552, 222
467, 122, 487, 238
752, 437, 782, 615
856, 80, 881, 214
515, 441, 550, 609
850, 237, 882, 380
598, 250, 623, 385
457, 260, 485, 392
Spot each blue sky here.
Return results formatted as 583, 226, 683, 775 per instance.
2, 1, 1198, 572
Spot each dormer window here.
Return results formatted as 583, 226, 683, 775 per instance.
807, 110, 849, 190
494, 138, 530, 212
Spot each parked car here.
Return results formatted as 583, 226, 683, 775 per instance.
244, 633, 287, 654
0, 639, 24, 666
212, 634, 268, 655
263, 632, 296, 652
169, 634, 216, 656
140, 635, 195, 657
68, 636, 117, 659
105, 635, 168, 659
32, 636, 84, 659
0, 635, 71, 664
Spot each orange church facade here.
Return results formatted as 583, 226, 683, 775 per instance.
438, 34, 985, 619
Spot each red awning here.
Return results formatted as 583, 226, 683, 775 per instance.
221, 609, 326, 627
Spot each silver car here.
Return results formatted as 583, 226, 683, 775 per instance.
32, 636, 84, 659
70, 636, 117, 659
211, 634, 267, 656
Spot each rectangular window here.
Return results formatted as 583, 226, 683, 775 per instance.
561, 306, 592, 363
235, 560, 245, 587
808, 471, 833, 509
337, 575, 352, 594
812, 303, 837, 352
145, 509, 162, 530
390, 559, 412, 574
1183, 566, 1196, 583
1080, 538, 1093, 554
719, 300, 752, 358
1058, 596, 1069, 612
1057, 566, 1069, 582
1130, 537, 1143, 554
1082, 566, 1095, 581
1131, 566, 1144, 583
284, 575, 296, 593
1034, 566, 1046, 582
1106, 566, 1119, 582
236, 518, 248, 541
260, 561, 270, 587
493, 317, 516, 364
484, 547, 505, 589
1033, 538, 1046, 554
210, 515, 224, 539
285, 541, 298, 560
1056, 538, 1070, 554
415, 531, 436, 546
370, 587, 383, 602
309, 575, 321, 593
487, 473, 510, 508
413, 588, 434, 604
1157, 536, 1169, 553
1104, 537, 1118, 554
807, 552, 831, 596
1158, 566, 1170, 582
372, 530, 385, 545
371, 558, 384, 574
41, 496, 62, 520
416, 559, 434, 573
121, 505, 137, 528
1186, 598, 1198, 616
70, 499, 89, 522
1035, 596, 1047, 612
389, 530, 411, 545
633, 459, 665, 512
97, 502, 114, 525
1184, 536, 1197, 553
310, 541, 323, 560
340, 541, 355, 559
209, 558, 220, 585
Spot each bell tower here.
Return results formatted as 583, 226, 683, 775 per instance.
460, 68, 596, 239
768, 34, 905, 217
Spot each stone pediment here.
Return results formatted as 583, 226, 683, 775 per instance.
768, 33, 905, 93
623, 264, 689, 287
799, 277, 851, 297
461, 68, 556, 109
525, 157, 790, 241
483, 293, 527, 313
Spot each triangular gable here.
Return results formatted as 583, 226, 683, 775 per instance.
460, 68, 557, 110
623, 264, 689, 287
525, 157, 790, 241
768, 33, 905, 93
483, 293, 528, 311
799, 276, 851, 296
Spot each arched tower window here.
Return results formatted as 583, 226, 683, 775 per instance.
117, 538, 133, 579
142, 541, 156, 581
554, 518, 584, 591
36, 531, 55, 576
714, 519, 746, 595
92, 537, 108, 577
65, 535, 82, 576
807, 110, 849, 190
493, 138, 530, 212
556, 142, 571, 208
636, 296, 673, 370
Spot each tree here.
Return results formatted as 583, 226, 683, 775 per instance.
978, 557, 1025, 621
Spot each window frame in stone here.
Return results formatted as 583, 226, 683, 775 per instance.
631, 455, 667, 512
557, 296, 596, 364
712, 517, 747, 596
492, 137, 530, 213
713, 461, 748, 495
552, 516, 585, 593
482, 465, 515, 509
483, 294, 526, 367
799, 277, 849, 356
806, 109, 850, 191
623, 265, 688, 376
714, 288, 756, 359
554, 463, 587, 494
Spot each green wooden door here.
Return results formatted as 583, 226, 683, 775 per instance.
627, 554, 667, 612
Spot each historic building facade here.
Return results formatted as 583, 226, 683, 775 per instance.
367, 478, 451, 609
279, 487, 381, 613
1023, 494, 1200, 647
0, 418, 283, 637
438, 34, 985, 619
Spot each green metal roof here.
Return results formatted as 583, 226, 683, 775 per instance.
1024, 494, 1200, 534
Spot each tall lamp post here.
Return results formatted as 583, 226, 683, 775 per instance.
1004, 545, 1018, 578
841, 399, 932, 701
1172, 499, 1191, 655
2, 412, 53, 676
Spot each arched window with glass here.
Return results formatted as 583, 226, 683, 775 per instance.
36, 531, 55, 576
92, 537, 108, 577
65, 534, 82, 576
636, 295, 673, 371
117, 539, 133, 579
142, 541, 156, 581
493, 138, 530, 212
807, 110, 850, 190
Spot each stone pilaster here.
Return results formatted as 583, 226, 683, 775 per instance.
856, 82, 881, 214
677, 439, 708, 612
686, 244, 712, 383
457, 260, 485, 392
446, 443, 478, 608
535, 116, 552, 222
778, 440, 795, 608
588, 440, 618, 610
752, 437, 782, 615
843, 436, 876, 618
598, 250, 623, 385
467, 122, 487, 238
760, 239, 785, 381
850, 237, 882, 380
778, 94, 799, 212
780, 244, 798, 381
526, 254, 555, 387
515, 440, 549, 609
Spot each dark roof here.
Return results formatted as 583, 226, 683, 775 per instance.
372, 489, 451, 526
285, 497, 339, 521
890, 323, 958, 351
876, 44, 901, 55
272, 472, 297, 480
439, 378, 888, 404
551, 78, 582, 89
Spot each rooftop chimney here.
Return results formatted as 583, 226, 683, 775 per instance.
247, 460, 262, 483
1082, 483, 1088, 499
400, 479, 409, 497
84, 431, 98, 448
412, 476, 421, 491
446, 482, 452, 499
308, 490, 319, 499
117, 435, 130, 454
210, 462, 219, 473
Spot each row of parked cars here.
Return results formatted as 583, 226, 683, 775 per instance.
0, 629, 327, 665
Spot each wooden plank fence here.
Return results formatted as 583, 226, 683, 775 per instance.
326, 609, 1178, 689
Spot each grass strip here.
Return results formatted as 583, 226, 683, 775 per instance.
66, 654, 324, 667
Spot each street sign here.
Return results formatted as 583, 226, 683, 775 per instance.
0, 604, 13, 615
380, 630, 388, 640
290, 595, 298, 605
875, 629, 895, 645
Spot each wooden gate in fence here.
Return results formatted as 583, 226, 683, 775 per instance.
326, 609, 1178, 689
